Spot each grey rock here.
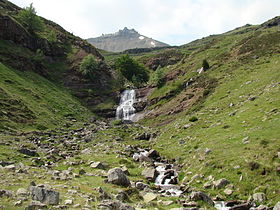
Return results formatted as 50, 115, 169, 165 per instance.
141, 167, 159, 182
17, 188, 29, 197
190, 191, 214, 206
273, 202, 280, 210
25, 201, 47, 210
90, 162, 107, 170
30, 186, 59, 205
252, 193, 266, 203
98, 200, 135, 210
18, 148, 39, 157
135, 182, 148, 190
107, 168, 130, 187
229, 202, 251, 210
97, 187, 112, 201
147, 149, 160, 159
213, 178, 230, 189
115, 191, 129, 202
0, 189, 13, 197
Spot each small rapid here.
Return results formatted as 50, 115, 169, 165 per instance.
116, 90, 136, 121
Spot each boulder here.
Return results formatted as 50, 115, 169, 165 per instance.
107, 168, 130, 187
141, 167, 159, 182
229, 202, 251, 210
25, 201, 47, 210
213, 178, 230, 189
29, 186, 59, 205
16, 188, 29, 197
190, 191, 214, 206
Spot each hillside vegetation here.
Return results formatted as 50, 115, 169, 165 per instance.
0, 0, 279, 209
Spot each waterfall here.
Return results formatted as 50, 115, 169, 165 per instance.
116, 90, 136, 121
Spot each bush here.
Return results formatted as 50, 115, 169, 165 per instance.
189, 116, 198, 122
153, 66, 165, 88
79, 55, 98, 80
115, 54, 149, 86
202, 59, 210, 70
17, 3, 44, 34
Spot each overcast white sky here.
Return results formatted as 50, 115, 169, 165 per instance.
9, 0, 280, 45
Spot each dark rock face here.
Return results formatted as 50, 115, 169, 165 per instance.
87, 27, 169, 52
29, 186, 59, 205
107, 168, 130, 187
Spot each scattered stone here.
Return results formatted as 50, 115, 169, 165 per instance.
242, 136, 250, 144
190, 191, 214, 206
0, 189, 13, 197
98, 200, 135, 210
17, 188, 29, 197
183, 124, 192, 129
14, 200, 22, 206
115, 190, 129, 202
107, 168, 130, 187
273, 202, 280, 210
147, 149, 160, 159
161, 200, 174, 206
4, 164, 16, 171
135, 182, 148, 190
73, 204, 81, 208
134, 132, 151, 141
81, 148, 92, 154
224, 188, 233, 195
90, 162, 107, 170
205, 148, 211, 155
252, 193, 266, 203
203, 181, 212, 189
25, 201, 47, 210
64, 199, 73, 205
141, 167, 159, 182
97, 187, 111, 201
121, 166, 130, 175
30, 185, 60, 205
213, 178, 230, 189
183, 201, 197, 207
143, 192, 157, 203
18, 148, 39, 157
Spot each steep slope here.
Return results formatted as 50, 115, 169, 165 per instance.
87, 27, 169, 52
0, 0, 119, 122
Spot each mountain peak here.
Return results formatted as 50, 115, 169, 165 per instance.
87, 28, 169, 52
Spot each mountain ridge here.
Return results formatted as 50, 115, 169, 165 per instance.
87, 27, 169, 52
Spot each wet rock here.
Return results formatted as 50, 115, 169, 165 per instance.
135, 182, 148, 190
18, 148, 39, 157
90, 162, 107, 170
252, 193, 266, 203
213, 178, 230, 189
141, 167, 159, 182
98, 200, 135, 210
143, 192, 158, 203
107, 168, 130, 187
29, 185, 59, 205
190, 191, 214, 206
273, 202, 280, 210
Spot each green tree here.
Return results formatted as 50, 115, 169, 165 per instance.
79, 55, 99, 80
202, 59, 210, 70
115, 54, 149, 86
17, 3, 44, 34
153, 66, 165, 88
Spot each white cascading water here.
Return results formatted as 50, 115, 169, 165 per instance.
116, 90, 136, 121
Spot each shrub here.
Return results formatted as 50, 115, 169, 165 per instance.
17, 3, 44, 34
152, 66, 165, 88
202, 59, 210, 70
79, 55, 98, 80
115, 54, 149, 86
189, 116, 198, 122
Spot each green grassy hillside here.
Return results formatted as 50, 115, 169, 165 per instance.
0, 62, 92, 133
